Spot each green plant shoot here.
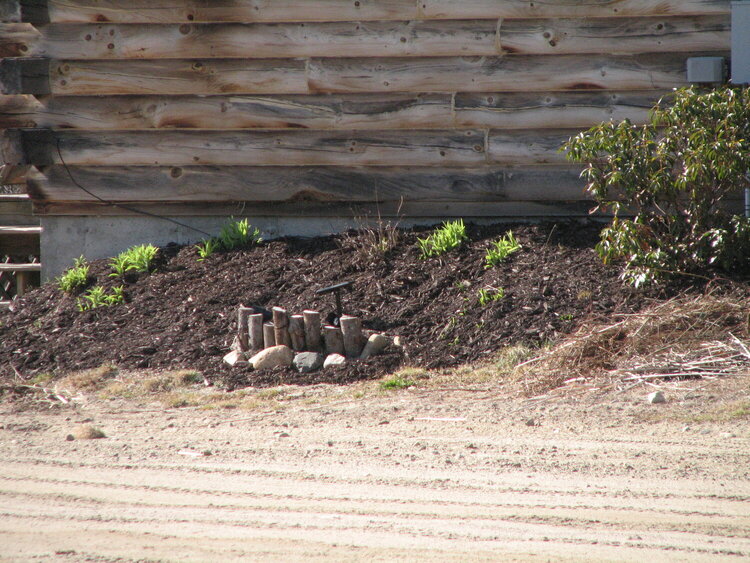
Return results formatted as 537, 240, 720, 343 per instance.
484, 231, 521, 268
417, 219, 467, 259
57, 255, 89, 293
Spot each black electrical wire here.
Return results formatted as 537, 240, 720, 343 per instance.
55, 138, 214, 239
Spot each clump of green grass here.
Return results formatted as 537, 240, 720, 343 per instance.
110, 244, 158, 278
417, 219, 467, 258
57, 256, 89, 293
77, 285, 125, 311
380, 374, 415, 390
477, 287, 505, 306
218, 218, 262, 250
194, 219, 262, 261
484, 231, 521, 268
196, 238, 220, 261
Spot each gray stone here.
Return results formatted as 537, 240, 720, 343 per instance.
647, 391, 666, 404
249, 345, 294, 370
360, 333, 390, 359
293, 352, 324, 373
223, 350, 248, 367
323, 354, 346, 368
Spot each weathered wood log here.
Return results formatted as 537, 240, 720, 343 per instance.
37, 0, 422, 24
272, 307, 291, 347
237, 306, 252, 351
420, 0, 731, 19
2, 17, 727, 59
263, 322, 276, 349
25, 0, 730, 24
454, 90, 659, 129
340, 315, 364, 358
25, 164, 589, 204
249, 313, 264, 351
0, 93, 453, 130
288, 314, 306, 351
34, 53, 703, 96
307, 53, 699, 94
303, 310, 322, 352
323, 325, 345, 356
498, 15, 728, 56
487, 129, 578, 165
3, 21, 499, 59
50, 59, 308, 96
23, 129, 488, 167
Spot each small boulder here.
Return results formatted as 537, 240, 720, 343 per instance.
647, 391, 666, 404
294, 352, 324, 373
223, 350, 248, 367
249, 345, 294, 370
360, 333, 390, 359
323, 354, 346, 368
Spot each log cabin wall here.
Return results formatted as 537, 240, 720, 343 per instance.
0, 0, 732, 275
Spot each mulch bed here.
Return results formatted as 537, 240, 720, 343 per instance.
1, 221, 664, 389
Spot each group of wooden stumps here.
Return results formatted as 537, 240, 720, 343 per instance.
237, 306, 367, 358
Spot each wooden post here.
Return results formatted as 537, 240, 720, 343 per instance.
288, 314, 306, 351
340, 315, 364, 357
16, 272, 27, 297
303, 310, 322, 351
263, 322, 276, 348
249, 313, 264, 351
237, 307, 251, 351
272, 307, 291, 347
323, 325, 345, 356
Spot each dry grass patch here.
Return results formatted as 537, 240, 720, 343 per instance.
514, 292, 750, 396
58, 364, 118, 391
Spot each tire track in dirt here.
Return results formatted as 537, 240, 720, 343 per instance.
2, 380, 749, 562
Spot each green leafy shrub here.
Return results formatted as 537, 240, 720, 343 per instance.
218, 218, 262, 251
564, 86, 750, 286
484, 231, 521, 268
57, 256, 89, 293
77, 285, 125, 311
110, 244, 159, 278
417, 219, 467, 258
477, 287, 505, 306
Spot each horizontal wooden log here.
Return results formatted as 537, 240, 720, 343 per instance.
22, 130, 489, 167
20, 0, 730, 24
488, 129, 578, 164
1, 20, 499, 59
420, 1, 731, 19
40, 52, 707, 96
51, 59, 309, 95
498, 15, 729, 55
35, 0, 421, 24
2, 17, 728, 59
26, 165, 588, 203
0, 91, 668, 131
31, 199, 604, 218
0, 93, 454, 130
454, 90, 661, 128
308, 53, 703, 94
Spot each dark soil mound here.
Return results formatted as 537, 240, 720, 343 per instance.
1, 222, 655, 388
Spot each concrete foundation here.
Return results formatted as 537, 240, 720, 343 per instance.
40, 215, 462, 281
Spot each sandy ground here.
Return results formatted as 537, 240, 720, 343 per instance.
1, 373, 749, 562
